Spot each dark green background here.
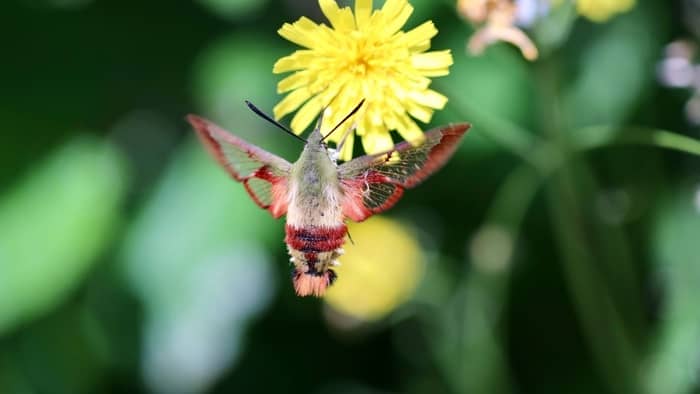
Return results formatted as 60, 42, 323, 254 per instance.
1, 0, 699, 393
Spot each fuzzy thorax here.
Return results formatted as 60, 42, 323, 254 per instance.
286, 127, 344, 228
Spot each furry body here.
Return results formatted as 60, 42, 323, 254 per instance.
284, 128, 347, 296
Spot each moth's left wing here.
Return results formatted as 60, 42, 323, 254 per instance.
187, 114, 292, 218
339, 123, 470, 222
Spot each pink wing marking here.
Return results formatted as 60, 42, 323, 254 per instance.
340, 172, 405, 222
187, 114, 292, 218
339, 123, 470, 222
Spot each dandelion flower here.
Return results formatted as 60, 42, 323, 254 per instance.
273, 0, 453, 161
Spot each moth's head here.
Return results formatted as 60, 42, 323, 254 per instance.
292, 268, 337, 297
307, 124, 326, 147
309, 99, 365, 154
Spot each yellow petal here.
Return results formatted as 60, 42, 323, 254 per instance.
354, 0, 372, 30
383, 109, 400, 131
325, 75, 356, 114
398, 21, 437, 48
406, 101, 433, 123
393, 71, 431, 91
290, 95, 324, 133
380, 0, 410, 24
277, 70, 310, 93
359, 107, 374, 137
379, 0, 413, 37
394, 113, 425, 145
384, 91, 410, 113
362, 131, 389, 154
277, 17, 324, 49
273, 87, 312, 120
319, 0, 356, 32
409, 40, 431, 53
361, 102, 379, 128
273, 50, 316, 73
409, 89, 448, 110
412, 51, 453, 76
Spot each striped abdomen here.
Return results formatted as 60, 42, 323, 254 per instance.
285, 224, 347, 296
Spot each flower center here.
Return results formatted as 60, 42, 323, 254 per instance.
348, 34, 373, 76
350, 56, 369, 76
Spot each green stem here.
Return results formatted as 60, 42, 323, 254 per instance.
444, 93, 541, 168
537, 57, 640, 393
572, 125, 700, 157
484, 163, 543, 229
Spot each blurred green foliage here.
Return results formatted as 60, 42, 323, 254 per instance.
0, 138, 126, 334
1, 1, 700, 394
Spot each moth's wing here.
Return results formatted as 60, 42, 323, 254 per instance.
339, 123, 470, 222
187, 114, 292, 218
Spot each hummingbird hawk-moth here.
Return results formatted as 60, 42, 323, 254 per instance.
187, 102, 470, 297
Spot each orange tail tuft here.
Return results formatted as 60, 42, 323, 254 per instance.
292, 270, 337, 297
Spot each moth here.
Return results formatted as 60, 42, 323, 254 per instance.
187, 102, 470, 297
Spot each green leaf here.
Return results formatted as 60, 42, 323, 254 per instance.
644, 190, 700, 394
0, 137, 127, 334
438, 44, 536, 132
436, 41, 538, 160
195, 0, 270, 21
562, 7, 663, 129
121, 139, 280, 306
530, 0, 577, 56
120, 140, 278, 393
430, 277, 511, 394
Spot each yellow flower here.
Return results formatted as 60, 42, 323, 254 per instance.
324, 216, 423, 322
576, 0, 635, 22
273, 0, 453, 161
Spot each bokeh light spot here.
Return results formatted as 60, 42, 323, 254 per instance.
324, 216, 423, 323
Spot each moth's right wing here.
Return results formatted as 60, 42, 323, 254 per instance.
187, 115, 292, 218
338, 123, 470, 222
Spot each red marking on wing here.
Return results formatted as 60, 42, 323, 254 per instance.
243, 166, 288, 218
341, 175, 405, 222
339, 123, 470, 222
187, 114, 291, 218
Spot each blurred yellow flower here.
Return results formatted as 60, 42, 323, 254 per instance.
576, 0, 635, 22
457, 0, 538, 61
273, 0, 453, 161
324, 216, 423, 322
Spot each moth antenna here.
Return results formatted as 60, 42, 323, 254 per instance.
346, 228, 355, 245
321, 99, 365, 142
245, 100, 307, 143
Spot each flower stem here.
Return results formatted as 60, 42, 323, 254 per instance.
536, 56, 641, 394
571, 125, 700, 157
